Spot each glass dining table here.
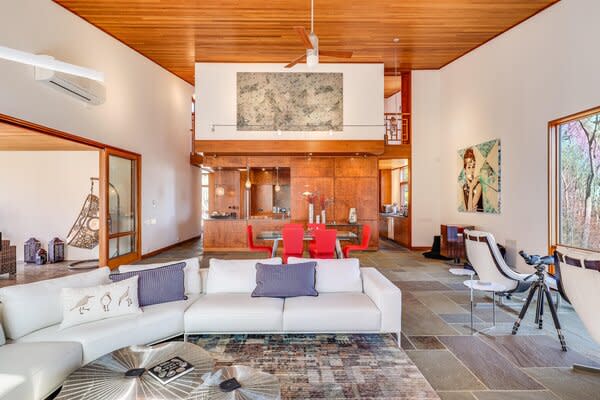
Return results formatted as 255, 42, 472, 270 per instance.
256, 230, 358, 258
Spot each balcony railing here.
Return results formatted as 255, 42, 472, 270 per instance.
384, 112, 410, 145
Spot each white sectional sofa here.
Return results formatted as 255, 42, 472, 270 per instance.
0, 257, 401, 400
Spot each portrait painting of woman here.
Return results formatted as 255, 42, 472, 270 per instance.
457, 139, 501, 213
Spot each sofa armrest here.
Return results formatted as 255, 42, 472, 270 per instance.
361, 268, 402, 333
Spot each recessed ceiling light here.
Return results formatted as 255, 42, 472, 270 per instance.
393, 38, 400, 43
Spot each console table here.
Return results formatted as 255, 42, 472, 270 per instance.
440, 224, 474, 264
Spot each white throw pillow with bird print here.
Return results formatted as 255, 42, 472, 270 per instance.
60, 276, 142, 330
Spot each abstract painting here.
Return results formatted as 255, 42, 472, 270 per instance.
457, 139, 501, 213
237, 72, 343, 131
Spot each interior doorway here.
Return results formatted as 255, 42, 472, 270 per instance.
0, 114, 141, 271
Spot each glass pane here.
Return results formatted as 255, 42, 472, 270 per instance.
201, 187, 209, 220
109, 234, 135, 258
109, 155, 136, 234
399, 166, 409, 182
400, 184, 409, 207
201, 172, 209, 186
558, 112, 600, 250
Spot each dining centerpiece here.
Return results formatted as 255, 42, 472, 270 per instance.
302, 191, 318, 224
319, 194, 334, 224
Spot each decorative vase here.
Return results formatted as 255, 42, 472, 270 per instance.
308, 203, 314, 224
321, 209, 326, 224
348, 208, 357, 224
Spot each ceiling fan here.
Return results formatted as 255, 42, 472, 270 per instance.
285, 0, 353, 69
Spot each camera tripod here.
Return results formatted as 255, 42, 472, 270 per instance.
512, 251, 567, 351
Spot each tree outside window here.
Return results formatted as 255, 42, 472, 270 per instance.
553, 109, 600, 250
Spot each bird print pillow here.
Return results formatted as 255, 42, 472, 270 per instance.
59, 276, 142, 330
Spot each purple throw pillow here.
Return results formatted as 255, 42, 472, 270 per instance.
252, 262, 318, 298
110, 262, 187, 306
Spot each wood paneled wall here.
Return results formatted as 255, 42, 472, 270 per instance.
290, 156, 379, 248
380, 169, 392, 206
212, 170, 241, 214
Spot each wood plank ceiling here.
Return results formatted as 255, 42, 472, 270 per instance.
54, 0, 558, 87
0, 121, 96, 151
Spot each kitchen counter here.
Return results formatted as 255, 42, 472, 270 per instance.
379, 214, 410, 247
380, 212, 408, 218
203, 217, 291, 251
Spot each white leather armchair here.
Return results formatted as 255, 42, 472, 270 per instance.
554, 251, 600, 373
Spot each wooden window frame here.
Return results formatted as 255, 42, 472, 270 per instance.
548, 105, 600, 253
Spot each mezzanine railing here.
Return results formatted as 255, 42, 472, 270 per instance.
384, 112, 410, 145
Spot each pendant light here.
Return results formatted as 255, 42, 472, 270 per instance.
274, 167, 281, 192
245, 165, 252, 190
215, 167, 225, 197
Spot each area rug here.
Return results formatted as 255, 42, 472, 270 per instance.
182, 334, 440, 400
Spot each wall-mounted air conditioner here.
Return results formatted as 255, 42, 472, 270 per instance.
34, 66, 106, 105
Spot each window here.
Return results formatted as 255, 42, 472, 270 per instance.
549, 106, 600, 251
399, 165, 409, 208
201, 172, 210, 227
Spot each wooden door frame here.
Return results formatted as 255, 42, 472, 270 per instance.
0, 113, 142, 268
100, 147, 142, 269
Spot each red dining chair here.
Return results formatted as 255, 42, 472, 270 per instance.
307, 223, 326, 246
307, 223, 326, 231
283, 228, 305, 263
284, 223, 304, 230
309, 229, 337, 259
342, 225, 371, 258
246, 225, 273, 257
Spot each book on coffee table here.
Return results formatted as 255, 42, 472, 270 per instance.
147, 357, 194, 385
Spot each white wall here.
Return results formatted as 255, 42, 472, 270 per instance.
384, 92, 401, 113
195, 63, 384, 140
0, 151, 99, 261
411, 71, 442, 247
0, 0, 200, 255
413, 0, 600, 263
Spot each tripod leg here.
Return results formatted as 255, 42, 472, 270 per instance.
544, 285, 567, 351
538, 289, 544, 329
534, 282, 543, 327
513, 284, 538, 335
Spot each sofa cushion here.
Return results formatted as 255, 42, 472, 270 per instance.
0, 341, 82, 400
252, 262, 318, 298
111, 263, 186, 306
60, 276, 142, 330
119, 257, 201, 294
0, 267, 111, 340
17, 295, 199, 364
206, 258, 282, 294
184, 293, 284, 333
283, 293, 380, 332
287, 257, 363, 293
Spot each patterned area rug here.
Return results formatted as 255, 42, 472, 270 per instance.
182, 334, 440, 400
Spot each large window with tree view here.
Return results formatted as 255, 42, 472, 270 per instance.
551, 107, 600, 251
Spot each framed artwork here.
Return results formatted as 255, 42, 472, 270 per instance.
237, 72, 343, 131
457, 139, 501, 213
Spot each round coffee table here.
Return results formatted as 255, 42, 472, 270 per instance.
55, 342, 214, 400
189, 365, 281, 400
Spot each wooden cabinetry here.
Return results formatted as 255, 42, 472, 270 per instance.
203, 219, 248, 250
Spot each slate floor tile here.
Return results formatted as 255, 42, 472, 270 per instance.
524, 367, 600, 400
438, 336, 544, 390
406, 350, 486, 391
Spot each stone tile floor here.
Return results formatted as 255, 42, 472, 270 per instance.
3, 237, 599, 399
